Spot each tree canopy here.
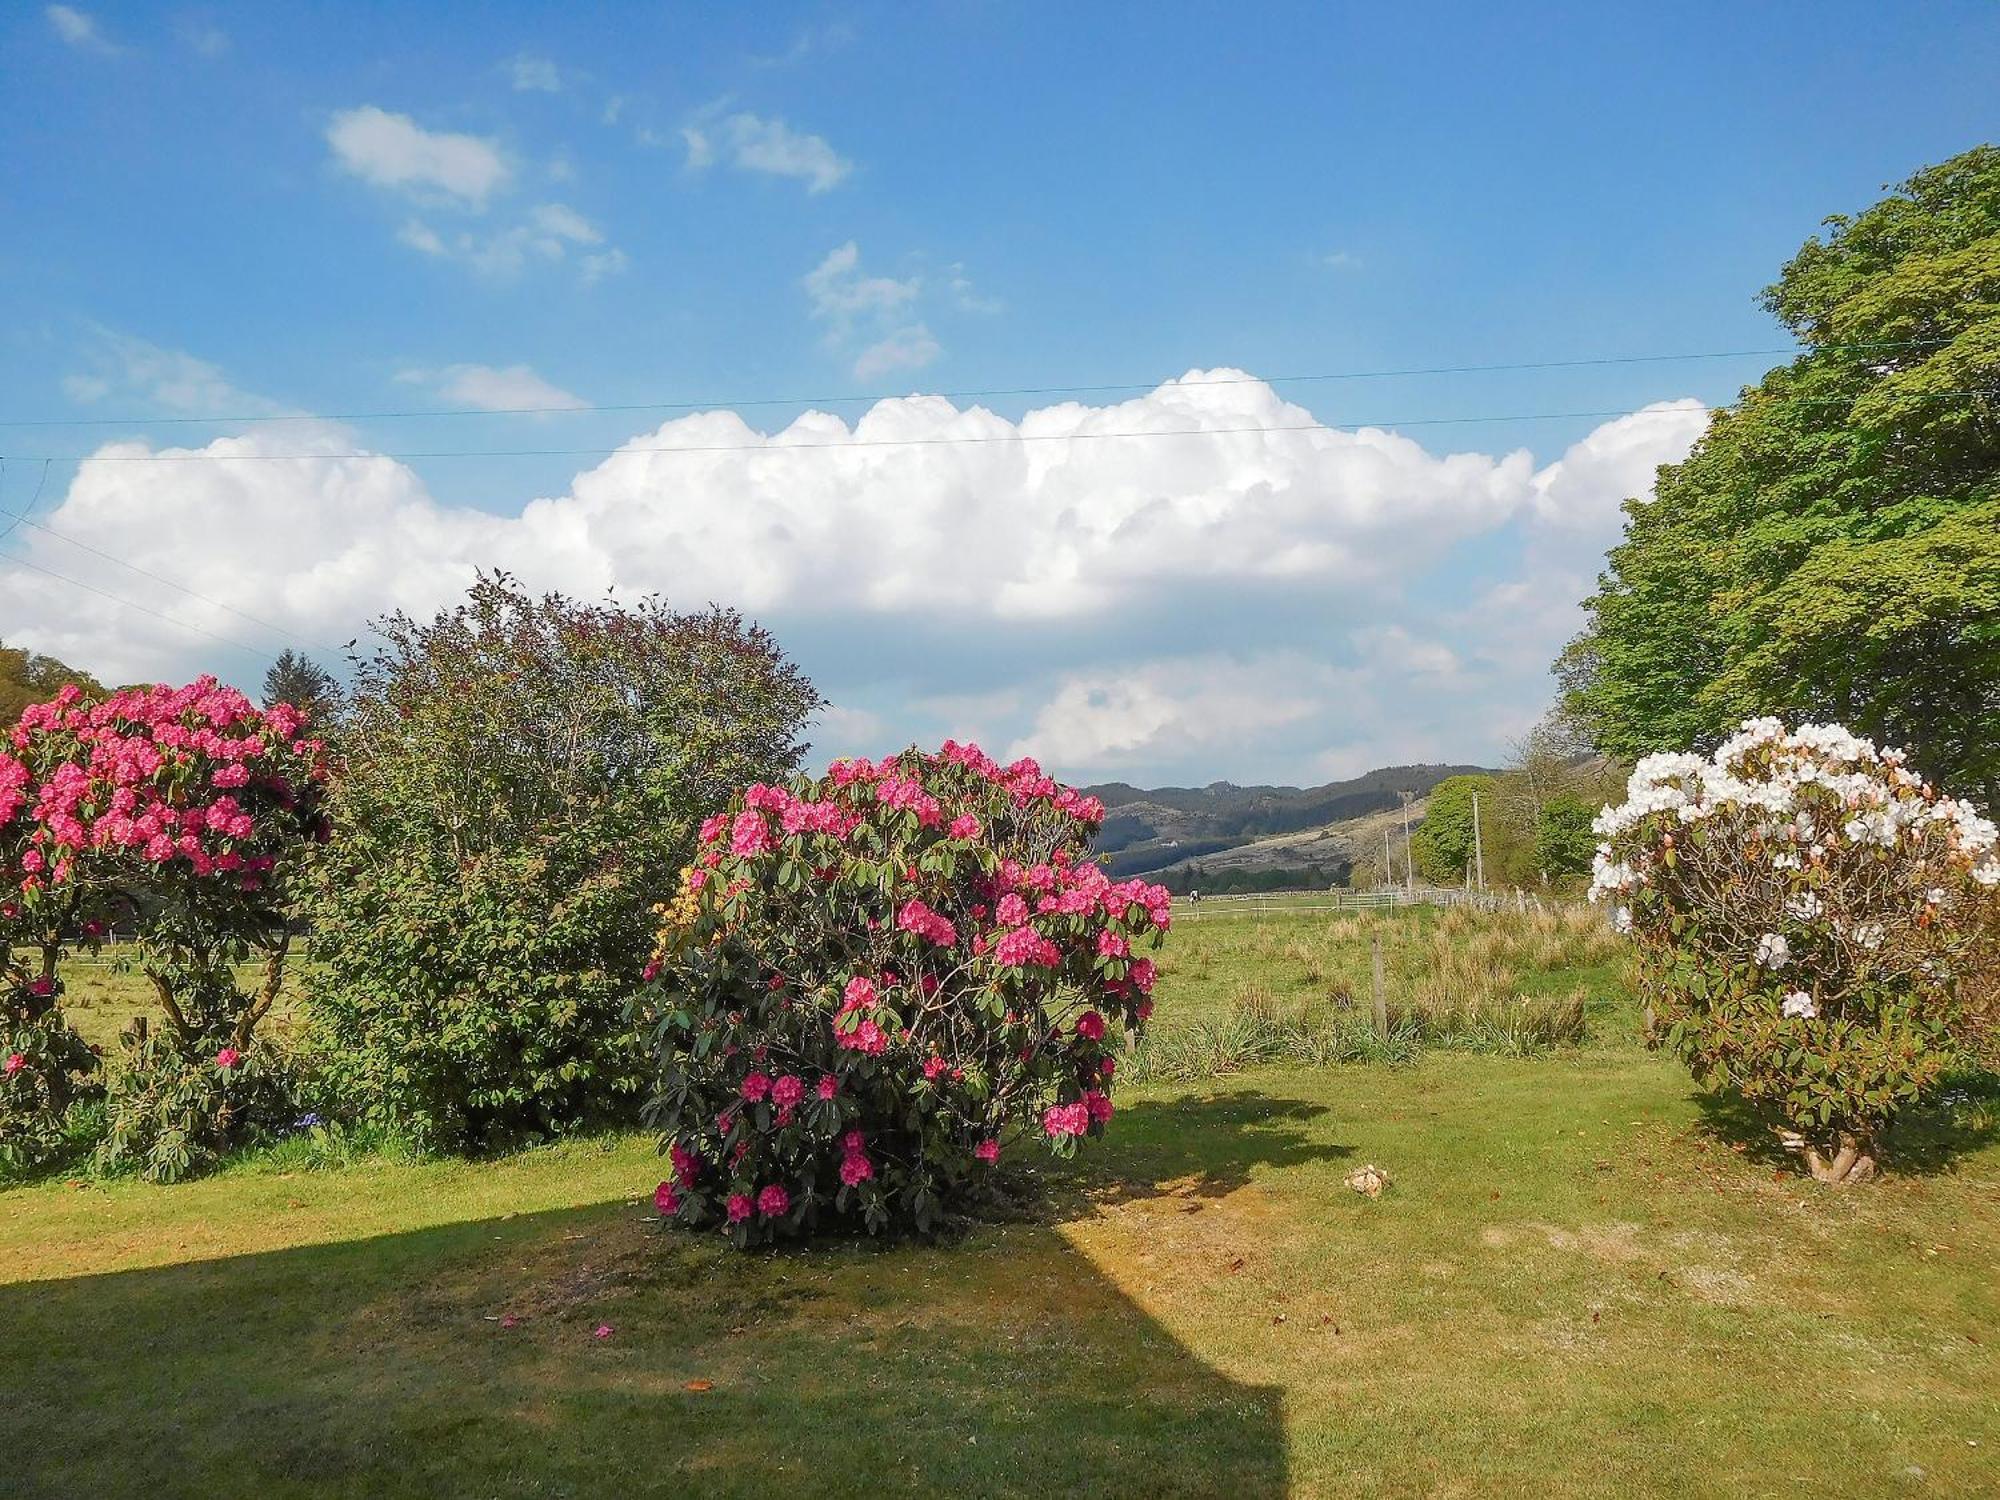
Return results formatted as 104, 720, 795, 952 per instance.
1561, 146, 2000, 809
261, 649, 344, 726
1409, 775, 1495, 885
305, 573, 823, 1152
0, 642, 107, 727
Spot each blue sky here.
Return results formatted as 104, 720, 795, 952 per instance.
2, 2, 1995, 785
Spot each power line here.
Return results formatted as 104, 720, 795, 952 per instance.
0, 337, 1955, 430
5, 388, 1984, 465
4, 553, 282, 664
0, 459, 51, 544
0, 505, 343, 658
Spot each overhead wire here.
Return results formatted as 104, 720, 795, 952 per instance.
0, 344, 1980, 665
0, 336, 1955, 430
1, 388, 1985, 466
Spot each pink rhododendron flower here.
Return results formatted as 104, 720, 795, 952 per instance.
993, 925, 1062, 968
974, 1139, 1000, 1163
214, 1047, 242, 1070
1096, 929, 1130, 959
817, 1075, 839, 1100
995, 893, 1029, 927
740, 1071, 772, 1102
756, 1184, 791, 1218
670, 1142, 701, 1183
839, 1152, 874, 1186
948, 813, 983, 840
654, 1180, 680, 1214
1042, 1101, 1090, 1138
840, 1018, 889, 1054
3, 1053, 24, 1077
730, 810, 774, 857
896, 898, 958, 946
772, 1074, 804, 1109
1074, 1010, 1106, 1041
726, 1193, 754, 1224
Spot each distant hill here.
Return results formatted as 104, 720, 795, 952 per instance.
1084, 763, 1494, 878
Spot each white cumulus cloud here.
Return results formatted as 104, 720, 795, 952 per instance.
395, 363, 584, 412
326, 106, 511, 207
1007, 655, 1331, 770
853, 324, 941, 380
686, 111, 850, 192
47, 5, 115, 52
0, 365, 1705, 780
397, 202, 612, 280
508, 54, 560, 92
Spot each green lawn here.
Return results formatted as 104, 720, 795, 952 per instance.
4, 912, 1996, 1497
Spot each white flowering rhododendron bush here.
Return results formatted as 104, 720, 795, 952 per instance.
1592, 719, 2000, 1184
638, 741, 1169, 1244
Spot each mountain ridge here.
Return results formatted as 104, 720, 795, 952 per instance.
1083, 762, 1494, 878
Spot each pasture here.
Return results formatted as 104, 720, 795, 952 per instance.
4, 906, 1995, 1498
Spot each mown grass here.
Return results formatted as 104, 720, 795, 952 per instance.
3, 911, 1996, 1498
36, 951, 309, 1054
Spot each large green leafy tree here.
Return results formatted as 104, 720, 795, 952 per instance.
305, 575, 822, 1153
0, 642, 106, 725
1562, 146, 2000, 809
1408, 775, 1495, 884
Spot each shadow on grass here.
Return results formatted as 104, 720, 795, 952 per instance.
1689, 1068, 2000, 1178
0, 1091, 1343, 1500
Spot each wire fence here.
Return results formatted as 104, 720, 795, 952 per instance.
1170, 886, 1581, 921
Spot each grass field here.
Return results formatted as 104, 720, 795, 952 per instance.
4, 910, 1997, 1497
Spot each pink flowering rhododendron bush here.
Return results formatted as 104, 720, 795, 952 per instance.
1, 678, 328, 1181
639, 741, 1169, 1243
1592, 719, 2000, 1185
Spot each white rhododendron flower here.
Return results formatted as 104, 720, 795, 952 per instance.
1754, 932, 1791, 968
1781, 991, 1818, 1020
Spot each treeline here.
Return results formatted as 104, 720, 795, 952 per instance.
1342, 716, 1625, 894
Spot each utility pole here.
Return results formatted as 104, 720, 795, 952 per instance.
1471, 791, 1486, 892
1398, 790, 1415, 893
1382, 826, 1392, 893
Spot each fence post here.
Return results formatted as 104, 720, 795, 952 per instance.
1371, 931, 1388, 1037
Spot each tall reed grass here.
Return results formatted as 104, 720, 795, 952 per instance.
1127, 906, 1617, 1082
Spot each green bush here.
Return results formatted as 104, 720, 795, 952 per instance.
1, 979, 99, 1177
96, 1020, 301, 1183
307, 575, 819, 1154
